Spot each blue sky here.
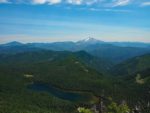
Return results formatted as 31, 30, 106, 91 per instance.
0, 0, 150, 43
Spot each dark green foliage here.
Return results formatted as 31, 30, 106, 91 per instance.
0, 50, 107, 113
0, 50, 150, 113
107, 101, 130, 113
0, 75, 75, 113
109, 54, 150, 112
111, 54, 150, 76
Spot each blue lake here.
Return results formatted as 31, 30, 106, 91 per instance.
27, 82, 93, 102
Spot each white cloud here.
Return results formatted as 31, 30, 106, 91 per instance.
85, 0, 98, 5
66, 0, 99, 5
141, 2, 150, 6
112, 0, 131, 7
67, 0, 82, 5
90, 8, 131, 12
0, 0, 98, 5
32, 0, 61, 5
0, 0, 142, 7
0, 0, 9, 3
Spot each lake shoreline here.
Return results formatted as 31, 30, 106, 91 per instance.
28, 81, 100, 104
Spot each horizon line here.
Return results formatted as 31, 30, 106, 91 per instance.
1, 39, 150, 45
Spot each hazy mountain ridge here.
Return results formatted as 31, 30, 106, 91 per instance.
1, 38, 150, 50
1, 38, 150, 64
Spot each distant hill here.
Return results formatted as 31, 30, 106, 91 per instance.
111, 53, 150, 76
1, 41, 23, 46
110, 42, 150, 48
0, 50, 112, 73
86, 45, 150, 64
0, 44, 44, 54
27, 41, 76, 51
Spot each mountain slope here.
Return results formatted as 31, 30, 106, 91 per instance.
0, 44, 44, 54
73, 51, 113, 73
0, 50, 108, 95
0, 45, 113, 73
110, 42, 150, 48
1, 41, 23, 46
1, 40, 150, 64
27, 41, 76, 51
86, 45, 150, 64
30, 42, 150, 65
0, 50, 116, 95
0, 50, 108, 113
111, 53, 150, 76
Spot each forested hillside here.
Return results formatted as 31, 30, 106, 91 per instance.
0, 43, 150, 113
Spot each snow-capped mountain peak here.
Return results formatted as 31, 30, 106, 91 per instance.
77, 37, 104, 45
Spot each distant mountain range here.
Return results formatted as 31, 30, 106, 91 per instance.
1, 38, 150, 48
1, 38, 150, 64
